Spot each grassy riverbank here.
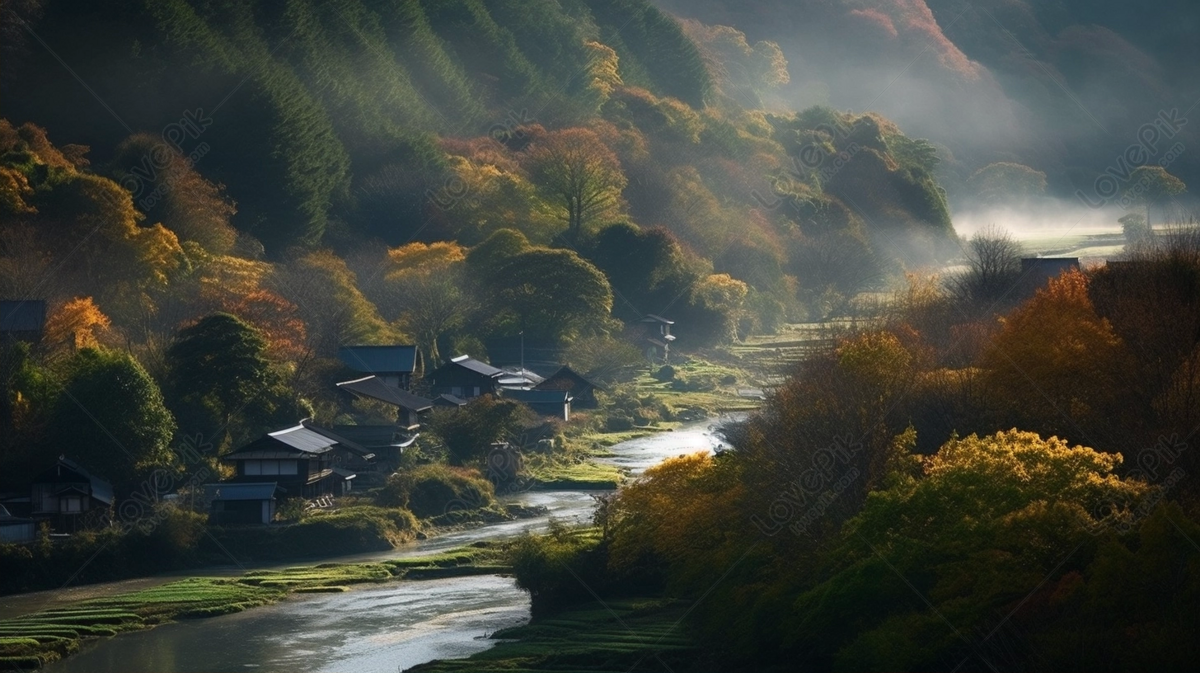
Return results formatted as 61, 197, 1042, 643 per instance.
0, 545, 506, 670
409, 597, 703, 672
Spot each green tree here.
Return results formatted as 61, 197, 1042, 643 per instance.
51, 349, 176, 492
166, 313, 270, 439
967, 162, 1047, 205
427, 395, 535, 465
1124, 165, 1186, 227
492, 248, 615, 341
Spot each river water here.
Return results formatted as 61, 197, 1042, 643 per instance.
35, 417, 738, 673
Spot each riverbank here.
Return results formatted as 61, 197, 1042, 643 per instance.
408, 597, 704, 672
0, 545, 507, 670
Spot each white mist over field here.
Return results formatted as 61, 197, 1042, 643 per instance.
950, 199, 1128, 261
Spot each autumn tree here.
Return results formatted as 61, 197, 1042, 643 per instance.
272, 250, 398, 358
384, 242, 476, 367
979, 270, 1135, 442
524, 127, 626, 242
42, 297, 111, 355
110, 133, 238, 254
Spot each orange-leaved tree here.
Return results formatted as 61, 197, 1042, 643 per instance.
524, 127, 626, 242
979, 269, 1135, 445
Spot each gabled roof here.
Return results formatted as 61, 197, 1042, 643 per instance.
33, 457, 114, 505
433, 393, 467, 407
446, 354, 503, 377
336, 376, 433, 411
300, 421, 374, 458
204, 482, 282, 501
641, 314, 674, 325
224, 424, 338, 460
0, 300, 46, 333
505, 388, 572, 404
498, 367, 545, 388
330, 424, 399, 447
535, 366, 605, 393
337, 345, 418, 374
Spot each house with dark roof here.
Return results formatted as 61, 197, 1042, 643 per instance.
504, 388, 572, 421
535, 366, 605, 409
336, 375, 434, 431
640, 314, 675, 363
300, 420, 378, 473
329, 425, 418, 470
29, 457, 114, 532
498, 367, 545, 390
337, 345, 420, 389
221, 424, 353, 499
426, 355, 503, 399
0, 504, 36, 544
203, 482, 282, 525
1, 300, 46, 344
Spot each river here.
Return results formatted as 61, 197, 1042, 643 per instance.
34, 416, 738, 673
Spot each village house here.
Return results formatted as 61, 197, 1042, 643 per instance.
29, 457, 114, 533
504, 388, 573, 421
534, 365, 604, 409
337, 345, 420, 389
425, 354, 503, 399
498, 366, 545, 390
219, 423, 355, 500
336, 375, 434, 431
326, 424, 417, 470
0, 299, 46, 344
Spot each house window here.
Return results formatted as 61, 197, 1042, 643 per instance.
61, 497, 82, 513
279, 460, 298, 475
473, 386, 480, 397
451, 386, 463, 397
245, 460, 261, 475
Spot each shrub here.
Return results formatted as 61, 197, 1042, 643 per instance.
652, 365, 676, 382
379, 464, 495, 519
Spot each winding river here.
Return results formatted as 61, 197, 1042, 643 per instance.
28, 417, 737, 673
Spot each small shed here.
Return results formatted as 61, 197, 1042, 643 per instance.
505, 388, 572, 421
534, 366, 604, 408
337, 345, 420, 389
0, 504, 36, 544
1, 300, 46, 343
204, 482, 281, 525
641, 314, 675, 363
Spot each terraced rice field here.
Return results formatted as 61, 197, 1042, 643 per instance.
0, 547, 505, 669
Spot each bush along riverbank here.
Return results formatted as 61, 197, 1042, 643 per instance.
411, 527, 710, 672
0, 545, 507, 670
